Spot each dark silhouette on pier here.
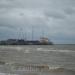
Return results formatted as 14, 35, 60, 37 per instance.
0, 38, 53, 45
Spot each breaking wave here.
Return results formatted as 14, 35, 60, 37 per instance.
0, 62, 75, 75
4, 63, 75, 72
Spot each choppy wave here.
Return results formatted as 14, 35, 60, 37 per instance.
37, 48, 75, 53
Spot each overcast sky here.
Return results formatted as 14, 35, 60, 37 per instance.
0, 0, 75, 44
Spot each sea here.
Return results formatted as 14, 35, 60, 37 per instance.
0, 45, 75, 75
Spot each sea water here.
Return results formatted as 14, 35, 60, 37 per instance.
0, 45, 75, 75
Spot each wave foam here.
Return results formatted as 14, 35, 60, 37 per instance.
37, 49, 75, 53
8, 63, 65, 72
0, 73, 18, 75
0, 64, 75, 75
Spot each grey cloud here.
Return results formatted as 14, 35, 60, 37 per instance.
64, 8, 75, 15
45, 10, 66, 19
0, 0, 75, 43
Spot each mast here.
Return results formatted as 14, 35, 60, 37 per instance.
18, 28, 22, 39
41, 26, 45, 38
25, 31, 27, 40
32, 25, 34, 40
20, 28, 23, 39
24, 28, 27, 40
